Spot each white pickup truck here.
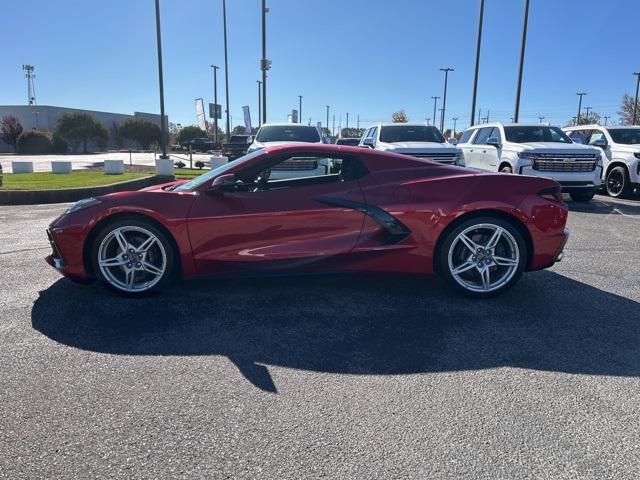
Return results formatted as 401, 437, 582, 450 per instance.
358, 123, 463, 165
457, 123, 603, 202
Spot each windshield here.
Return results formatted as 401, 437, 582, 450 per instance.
256, 125, 320, 143
173, 150, 263, 192
379, 125, 445, 143
229, 135, 250, 143
504, 126, 572, 144
607, 128, 640, 145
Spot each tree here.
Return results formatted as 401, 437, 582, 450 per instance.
618, 93, 640, 125
55, 113, 109, 153
176, 125, 206, 144
17, 129, 53, 154
392, 110, 409, 123
232, 125, 248, 134
0, 115, 24, 152
564, 110, 601, 127
340, 127, 364, 138
118, 118, 162, 150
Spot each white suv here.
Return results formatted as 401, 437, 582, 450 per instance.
358, 123, 463, 165
457, 123, 603, 202
247, 123, 329, 179
563, 125, 640, 198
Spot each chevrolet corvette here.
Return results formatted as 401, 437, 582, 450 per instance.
46, 144, 569, 297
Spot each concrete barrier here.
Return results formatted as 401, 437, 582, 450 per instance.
12, 161, 34, 174
210, 155, 228, 168
156, 158, 174, 177
51, 161, 72, 174
104, 159, 124, 174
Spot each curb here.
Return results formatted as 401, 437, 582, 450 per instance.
0, 176, 171, 206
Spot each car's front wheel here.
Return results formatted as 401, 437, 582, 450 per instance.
605, 166, 631, 198
91, 218, 176, 296
438, 217, 527, 297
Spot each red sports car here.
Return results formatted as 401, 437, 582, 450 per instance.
46, 144, 569, 297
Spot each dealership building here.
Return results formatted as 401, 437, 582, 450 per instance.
0, 105, 166, 152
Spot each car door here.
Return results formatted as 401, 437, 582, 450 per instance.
457, 129, 477, 168
187, 152, 367, 275
470, 127, 493, 170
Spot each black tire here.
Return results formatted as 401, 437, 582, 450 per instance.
91, 218, 176, 297
437, 216, 527, 298
570, 192, 596, 202
500, 164, 513, 174
605, 166, 631, 198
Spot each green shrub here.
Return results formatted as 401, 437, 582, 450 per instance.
17, 129, 53, 154
52, 133, 68, 153
175, 160, 186, 168
195, 160, 205, 169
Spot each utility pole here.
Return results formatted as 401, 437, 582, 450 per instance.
298, 95, 303, 123
470, 0, 485, 126
154, 0, 168, 158
513, 0, 530, 123
22, 64, 36, 105
332, 114, 335, 137
584, 106, 592, 123
538, 116, 545, 123
486, 110, 490, 123
439, 67, 454, 131
452, 117, 458, 135
326, 105, 330, 137
346, 112, 349, 130
261, 0, 269, 124
256, 80, 262, 128
576, 92, 587, 125
431, 96, 440, 130
222, 0, 231, 139
426, 117, 431, 125
357, 114, 360, 130
604, 115, 610, 126
439, 108, 444, 129
633, 72, 640, 125
211, 65, 220, 144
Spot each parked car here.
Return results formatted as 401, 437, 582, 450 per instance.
222, 134, 253, 161
247, 123, 329, 179
335, 138, 361, 147
358, 123, 464, 165
181, 138, 216, 152
46, 144, 569, 298
563, 124, 640, 198
457, 123, 603, 202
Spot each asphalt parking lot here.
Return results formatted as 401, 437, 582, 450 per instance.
1, 195, 639, 479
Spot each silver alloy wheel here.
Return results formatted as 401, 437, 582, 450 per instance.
447, 223, 520, 293
97, 226, 167, 293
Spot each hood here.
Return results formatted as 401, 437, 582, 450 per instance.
379, 141, 456, 152
248, 140, 321, 152
514, 142, 599, 154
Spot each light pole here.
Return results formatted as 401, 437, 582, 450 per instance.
584, 106, 592, 123
513, 0, 530, 123
431, 96, 440, 130
538, 116, 545, 123
357, 114, 360, 130
576, 92, 587, 125
261, 0, 268, 124
332, 114, 335, 137
439, 67, 454, 131
326, 105, 330, 137
452, 117, 458, 136
211, 65, 219, 144
470, 0, 485, 126
298, 95, 302, 123
346, 112, 349, 130
154, 0, 168, 158
222, 0, 231, 139
256, 80, 262, 128
604, 115, 610, 126
632, 72, 640, 125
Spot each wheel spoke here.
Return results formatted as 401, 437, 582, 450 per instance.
452, 260, 476, 275
458, 234, 478, 253
125, 269, 136, 290
142, 261, 163, 276
485, 226, 503, 249
114, 230, 129, 253
493, 256, 518, 267
479, 266, 491, 290
137, 235, 156, 253
99, 256, 127, 267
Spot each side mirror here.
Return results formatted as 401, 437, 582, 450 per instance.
486, 137, 501, 148
448, 138, 458, 145
592, 138, 608, 149
206, 173, 236, 195
361, 137, 375, 148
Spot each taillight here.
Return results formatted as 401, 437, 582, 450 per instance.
538, 186, 563, 202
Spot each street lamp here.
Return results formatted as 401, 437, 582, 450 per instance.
632, 72, 640, 125
211, 65, 219, 144
261, 0, 269, 124
576, 92, 587, 125
326, 105, 330, 137
584, 106, 592, 122
431, 96, 440, 130
452, 117, 458, 135
470, 0, 485, 126
346, 112, 349, 130
222, 0, 231, 139
256, 80, 262, 128
513, 0, 530, 123
538, 116, 545, 123
604, 115, 610, 126
298, 95, 303, 123
439, 67, 454, 131
154, 0, 168, 159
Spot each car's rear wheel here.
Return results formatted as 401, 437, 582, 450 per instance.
438, 217, 527, 298
570, 191, 596, 202
500, 164, 513, 174
91, 219, 175, 296
605, 166, 631, 198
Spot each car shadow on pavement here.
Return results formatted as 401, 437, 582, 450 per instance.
32, 270, 640, 393
567, 194, 640, 216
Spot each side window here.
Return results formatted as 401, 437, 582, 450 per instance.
370, 127, 378, 140
459, 129, 475, 144
364, 128, 372, 139
490, 127, 502, 142
473, 127, 492, 145
588, 130, 604, 145
569, 130, 590, 144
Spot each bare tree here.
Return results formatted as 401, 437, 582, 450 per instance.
618, 94, 640, 125
392, 110, 409, 123
0, 115, 24, 152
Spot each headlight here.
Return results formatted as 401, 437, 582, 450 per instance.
596, 152, 603, 167
454, 149, 465, 166
66, 197, 102, 214
634, 152, 640, 159
518, 151, 536, 159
